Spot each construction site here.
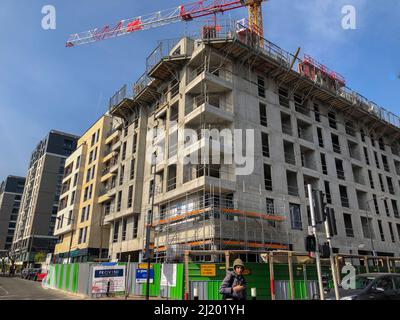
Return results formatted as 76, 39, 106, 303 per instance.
95, 9, 400, 265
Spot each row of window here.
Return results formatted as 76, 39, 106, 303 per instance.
112, 217, 138, 243
257, 80, 398, 156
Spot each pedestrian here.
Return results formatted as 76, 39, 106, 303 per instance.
219, 258, 247, 300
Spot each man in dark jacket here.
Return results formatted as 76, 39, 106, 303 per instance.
219, 258, 247, 300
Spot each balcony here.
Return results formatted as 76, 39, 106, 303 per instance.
186, 66, 233, 95
185, 94, 233, 125
105, 128, 121, 145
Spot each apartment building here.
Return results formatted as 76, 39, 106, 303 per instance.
100, 88, 148, 262
105, 25, 400, 262
0, 176, 25, 254
12, 131, 78, 265
53, 115, 113, 263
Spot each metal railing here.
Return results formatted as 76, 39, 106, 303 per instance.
185, 94, 233, 115
288, 185, 299, 197
146, 38, 184, 72
109, 84, 128, 111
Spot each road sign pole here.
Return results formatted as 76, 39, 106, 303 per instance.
307, 184, 325, 300
324, 218, 340, 300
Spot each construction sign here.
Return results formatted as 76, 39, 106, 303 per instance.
200, 264, 216, 277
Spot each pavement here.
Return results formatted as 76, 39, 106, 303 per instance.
0, 276, 84, 300
0, 275, 167, 300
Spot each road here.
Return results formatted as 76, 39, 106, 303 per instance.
0, 276, 83, 300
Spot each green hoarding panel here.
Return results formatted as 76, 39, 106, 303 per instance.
207, 281, 223, 300
58, 264, 64, 289
65, 264, 71, 291
141, 263, 161, 297
71, 263, 79, 293
169, 264, 184, 300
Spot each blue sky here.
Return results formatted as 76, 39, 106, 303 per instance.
0, 0, 399, 180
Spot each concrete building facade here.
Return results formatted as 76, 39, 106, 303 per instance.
0, 176, 25, 254
102, 26, 400, 261
12, 130, 78, 264
53, 115, 113, 263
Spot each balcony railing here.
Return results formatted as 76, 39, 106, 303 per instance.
185, 94, 233, 115
282, 123, 292, 135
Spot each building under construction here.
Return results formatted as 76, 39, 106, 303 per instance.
103, 21, 400, 262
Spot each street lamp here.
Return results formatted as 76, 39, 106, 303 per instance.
56, 215, 75, 263
364, 195, 388, 257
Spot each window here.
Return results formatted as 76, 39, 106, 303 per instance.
113, 221, 120, 243
314, 104, 320, 122
397, 224, 400, 241
377, 220, 385, 241
278, 87, 289, 108
262, 132, 270, 157
128, 185, 133, 208
122, 142, 127, 160
73, 173, 78, 187
336, 159, 345, 180
368, 170, 375, 189
122, 219, 127, 241
379, 138, 385, 151
364, 147, 370, 165
257, 76, 266, 98
67, 210, 73, 225
324, 181, 332, 204
70, 191, 75, 205
374, 151, 380, 169
117, 191, 122, 211
78, 227, 87, 244
289, 203, 302, 230
321, 153, 328, 175
332, 134, 341, 153
132, 134, 137, 154
379, 174, 385, 192
317, 128, 324, 148
130, 159, 135, 180
264, 164, 272, 191
388, 222, 395, 242
86, 168, 91, 183
360, 216, 374, 239
382, 155, 390, 172
91, 165, 96, 180
343, 213, 354, 237
76, 156, 81, 169
119, 165, 125, 186
387, 177, 395, 195
384, 199, 390, 217
328, 112, 337, 129
373, 194, 380, 215
360, 129, 366, 142
392, 199, 399, 218
339, 185, 349, 208
259, 103, 267, 127
132, 217, 138, 239
91, 132, 96, 147
167, 165, 177, 191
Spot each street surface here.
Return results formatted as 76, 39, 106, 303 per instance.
0, 276, 83, 300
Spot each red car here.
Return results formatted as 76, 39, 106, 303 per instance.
34, 271, 47, 282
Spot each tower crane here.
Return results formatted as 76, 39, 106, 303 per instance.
66, 0, 266, 47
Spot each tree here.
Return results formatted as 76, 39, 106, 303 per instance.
34, 251, 46, 263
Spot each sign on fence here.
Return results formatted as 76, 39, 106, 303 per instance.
200, 264, 216, 277
136, 266, 154, 284
160, 264, 176, 287
92, 265, 126, 294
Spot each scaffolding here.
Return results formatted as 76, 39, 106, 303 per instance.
142, 177, 290, 263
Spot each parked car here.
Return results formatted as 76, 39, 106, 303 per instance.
325, 273, 400, 300
21, 268, 42, 281
36, 272, 47, 282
